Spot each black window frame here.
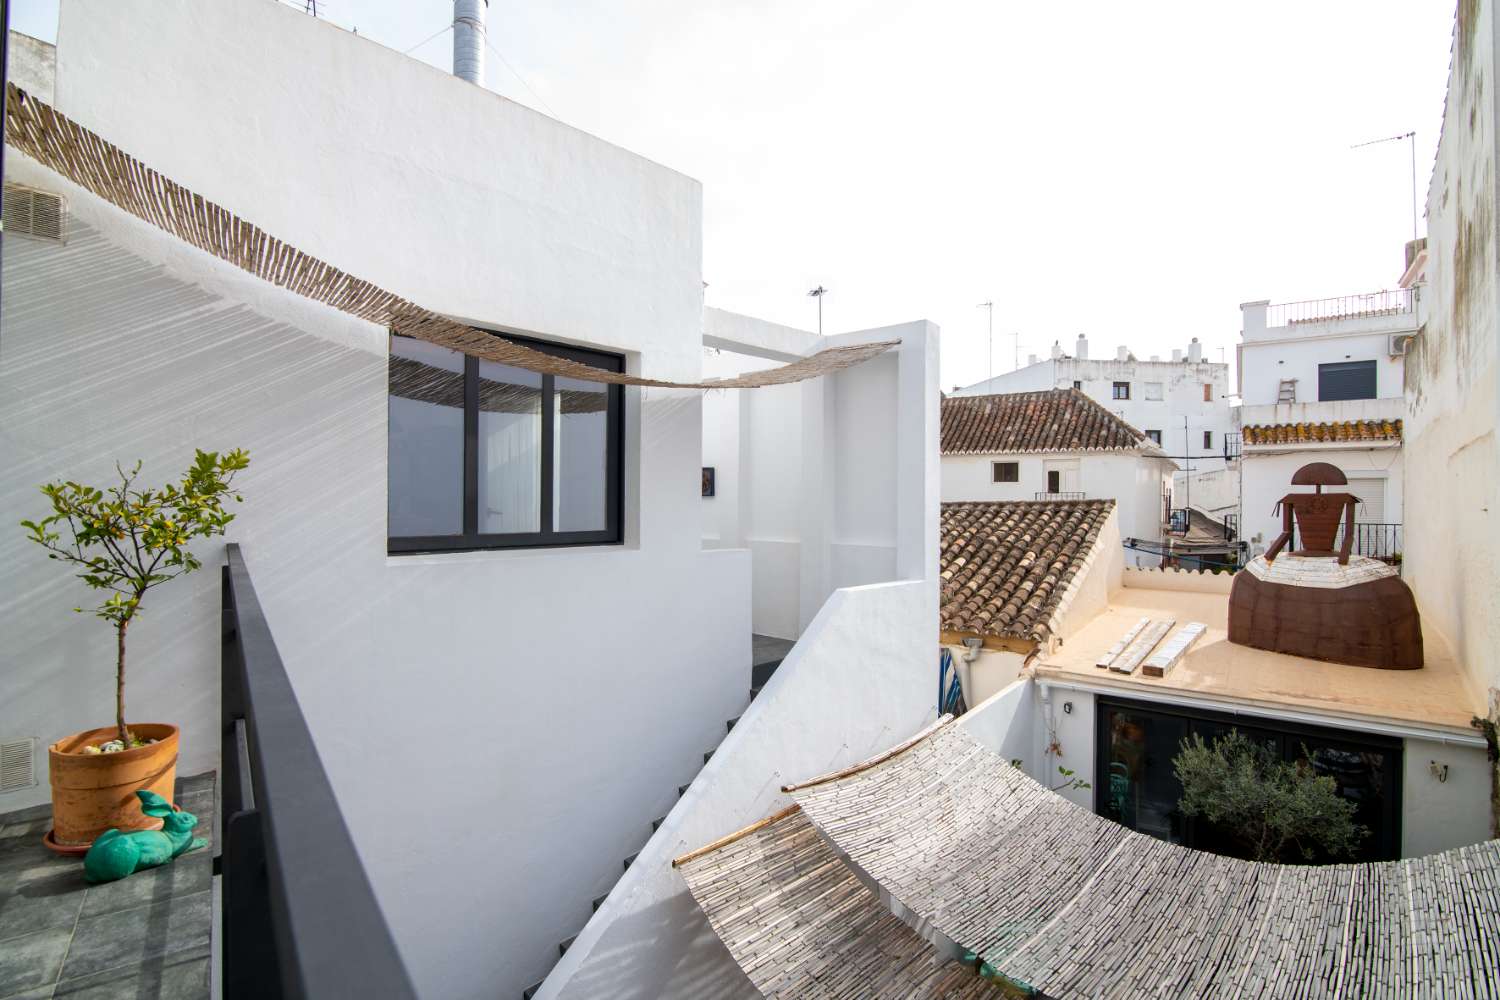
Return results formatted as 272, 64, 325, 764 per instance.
1202, 430, 1213, 449
1072, 380, 1083, 390
1145, 429, 1162, 445
387, 330, 625, 554
1047, 469, 1062, 492
1318, 360, 1378, 401
992, 461, 1019, 484
1112, 381, 1130, 400
1093, 694, 1403, 861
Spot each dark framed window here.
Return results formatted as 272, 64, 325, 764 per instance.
1202, 430, 1213, 449
1145, 429, 1162, 445
1318, 360, 1377, 401
387, 331, 624, 553
1047, 469, 1062, 492
992, 461, 1019, 483
1112, 381, 1130, 400
1072, 380, 1083, 390
1095, 695, 1401, 862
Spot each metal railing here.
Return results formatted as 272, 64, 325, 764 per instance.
1167, 509, 1189, 535
1035, 491, 1086, 501
221, 544, 417, 1000
1284, 523, 1403, 561
1223, 513, 1239, 542
1266, 289, 1413, 328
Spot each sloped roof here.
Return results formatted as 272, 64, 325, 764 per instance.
772, 719, 1500, 999
673, 805, 1001, 999
941, 389, 1151, 454
940, 500, 1115, 641
1242, 419, 1402, 445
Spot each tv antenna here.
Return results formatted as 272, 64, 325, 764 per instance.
807, 286, 828, 336
1351, 131, 1417, 240
977, 301, 993, 382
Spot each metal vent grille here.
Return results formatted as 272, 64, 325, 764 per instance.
0, 738, 36, 792
2, 184, 65, 242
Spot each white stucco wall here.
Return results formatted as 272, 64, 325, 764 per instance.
1404, 0, 1500, 714
959, 677, 1036, 768
1239, 309, 1412, 409
537, 579, 940, 1000
0, 5, 759, 997
941, 451, 1171, 566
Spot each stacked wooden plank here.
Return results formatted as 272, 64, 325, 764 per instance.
760, 719, 1500, 999
673, 805, 1002, 998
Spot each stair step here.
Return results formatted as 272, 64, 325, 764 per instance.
726, 716, 740, 732
559, 933, 578, 958
593, 891, 610, 912
678, 782, 690, 797
749, 685, 762, 701
523, 981, 545, 1000
703, 748, 714, 764
623, 851, 639, 871
651, 815, 666, 832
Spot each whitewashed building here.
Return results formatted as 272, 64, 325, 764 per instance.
940, 389, 1176, 566
1236, 288, 1413, 560
0, 5, 941, 999
953, 335, 1236, 520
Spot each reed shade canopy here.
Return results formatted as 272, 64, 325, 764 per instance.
673, 717, 1500, 999
2, 84, 897, 389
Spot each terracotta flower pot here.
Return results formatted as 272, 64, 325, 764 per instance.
47, 723, 179, 847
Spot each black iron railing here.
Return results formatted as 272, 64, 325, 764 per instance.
1284, 523, 1404, 561
1167, 508, 1189, 535
1035, 491, 1086, 501
220, 544, 417, 1000
1223, 512, 1239, 542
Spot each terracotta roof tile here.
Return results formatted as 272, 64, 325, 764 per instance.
940, 500, 1115, 641
941, 389, 1149, 454
1242, 419, 1402, 445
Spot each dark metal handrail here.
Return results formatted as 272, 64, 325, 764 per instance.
1034, 491, 1086, 501
220, 543, 417, 1000
1285, 522, 1403, 560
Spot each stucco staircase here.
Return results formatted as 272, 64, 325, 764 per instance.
520, 636, 792, 1000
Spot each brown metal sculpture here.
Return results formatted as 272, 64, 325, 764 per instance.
1263, 462, 1358, 565
1229, 462, 1422, 669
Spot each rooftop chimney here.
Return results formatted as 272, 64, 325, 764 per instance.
1027, 353, 1038, 366
1171, 349, 1183, 363
453, 0, 487, 84
1051, 340, 1063, 360
1116, 345, 1129, 361
1187, 338, 1202, 363
1075, 335, 1089, 360
1150, 355, 1160, 362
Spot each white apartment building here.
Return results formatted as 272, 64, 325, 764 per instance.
939, 389, 1176, 567
1236, 289, 1413, 561
953, 335, 1236, 520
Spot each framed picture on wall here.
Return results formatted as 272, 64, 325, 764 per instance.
702, 467, 716, 497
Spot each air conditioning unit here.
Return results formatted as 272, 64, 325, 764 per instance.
2, 183, 66, 243
1388, 333, 1414, 356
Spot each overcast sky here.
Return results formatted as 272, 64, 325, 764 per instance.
13, 0, 1457, 388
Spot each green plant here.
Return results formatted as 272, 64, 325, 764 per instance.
1053, 765, 1091, 793
22, 449, 250, 746
1173, 731, 1366, 863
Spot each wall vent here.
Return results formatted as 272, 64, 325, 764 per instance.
0, 738, 36, 792
3, 183, 66, 242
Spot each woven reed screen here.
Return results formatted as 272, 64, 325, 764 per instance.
3, 83, 896, 388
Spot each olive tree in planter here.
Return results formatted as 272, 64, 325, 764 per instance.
22, 448, 249, 847
1173, 730, 1367, 863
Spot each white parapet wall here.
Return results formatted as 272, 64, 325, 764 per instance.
536, 579, 940, 1000
1121, 565, 1235, 594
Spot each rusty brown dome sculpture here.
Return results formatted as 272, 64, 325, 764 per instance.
1228, 463, 1422, 668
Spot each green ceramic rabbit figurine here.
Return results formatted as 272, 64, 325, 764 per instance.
82, 790, 207, 884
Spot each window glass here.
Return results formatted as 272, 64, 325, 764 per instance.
1145, 430, 1162, 445
992, 461, 1019, 483
1047, 470, 1061, 492
1112, 381, 1130, 400
553, 375, 610, 531
1203, 431, 1213, 449
1143, 382, 1164, 401
1101, 706, 1188, 843
388, 337, 464, 537
1072, 380, 1083, 390
477, 362, 543, 534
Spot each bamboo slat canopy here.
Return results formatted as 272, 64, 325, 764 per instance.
674, 805, 1003, 999
2, 84, 896, 388
770, 720, 1500, 999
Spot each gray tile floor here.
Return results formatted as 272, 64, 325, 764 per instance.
0, 773, 215, 1000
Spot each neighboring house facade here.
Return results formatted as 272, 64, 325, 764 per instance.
953, 335, 1236, 519
939, 499, 1122, 704
0, 6, 941, 1000
941, 389, 1176, 566
1236, 291, 1413, 560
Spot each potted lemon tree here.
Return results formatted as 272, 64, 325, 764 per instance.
22, 448, 249, 848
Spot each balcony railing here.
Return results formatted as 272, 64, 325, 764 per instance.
221, 544, 417, 1000
1265, 289, 1413, 328
1284, 523, 1403, 562
1035, 491, 1086, 501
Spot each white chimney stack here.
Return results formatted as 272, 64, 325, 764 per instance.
1116, 345, 1129, 361
1051, 340, 1063, 360
453, 0, 488, 84
1171, 348, 1183, 363
1150, 355, 1160, 362
1075, 335, 1089, 360
1187, 337, 1202, 363
1027, 353, 1039, 366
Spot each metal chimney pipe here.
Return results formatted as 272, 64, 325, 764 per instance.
453, 0, 487, 84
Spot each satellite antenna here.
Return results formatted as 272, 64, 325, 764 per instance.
1351, 131, 1418, 240
807, 286, 828, 335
